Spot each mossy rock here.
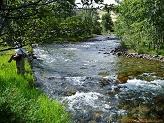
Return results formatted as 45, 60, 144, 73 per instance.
122, 105, 129, 110
127, 71, 141, 76
119, 77, 129, 83
117, 73, 127, 79
98, 72, 108, 77
62, 90, 77, 96
88, 120, 97, 123
93, 112, 102, 119
117, 73, 129, 83
146, 77, 154, 82
156, 71, 164, 75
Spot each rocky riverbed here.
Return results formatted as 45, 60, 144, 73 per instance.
33, 35, 164, 122
111, 46, 164, 63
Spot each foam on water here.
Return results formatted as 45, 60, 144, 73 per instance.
118, 79, 164, 97
81, 44, 90, 48
62, 47, 78, 51
120, 79, 163, 90
62, 91, 112, 112
33, 48, 55, 63
65, 76, 86, 85
32, 35, 164, 122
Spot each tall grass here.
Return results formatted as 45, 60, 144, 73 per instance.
0, 53, 71, 123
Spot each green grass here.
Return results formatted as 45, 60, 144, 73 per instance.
137, 46, 164, 56
0, 52, 71, 123
125, 44, 164, 56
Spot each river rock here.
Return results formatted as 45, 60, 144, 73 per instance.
62, 90, 77, 96
88, 120, 97, 123
99, 78, 112, 87
111, 46, 164, 62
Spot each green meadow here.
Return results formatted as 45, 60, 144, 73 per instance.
0, 50, 71, 123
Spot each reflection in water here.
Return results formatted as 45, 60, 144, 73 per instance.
32, 35, 164, 122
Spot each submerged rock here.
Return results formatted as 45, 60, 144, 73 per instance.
62, 90, 77, 96
99, 79, 112, 87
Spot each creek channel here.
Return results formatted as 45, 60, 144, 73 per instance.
32, 35, 164, 123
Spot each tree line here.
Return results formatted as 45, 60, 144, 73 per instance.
1, 0, 163, 55
114, 0, 164, 54
0, 0, 114, 50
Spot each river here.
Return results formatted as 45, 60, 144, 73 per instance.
32, 35, 164, 123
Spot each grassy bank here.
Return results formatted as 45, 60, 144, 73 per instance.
126, 46, 164, 56
0, 51, 71, 123
119, 41, 164, 56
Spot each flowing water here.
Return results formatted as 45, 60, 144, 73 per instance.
32, 35, 164, 123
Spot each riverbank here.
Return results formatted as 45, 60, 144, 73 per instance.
0, 50, 71, 123
111, 46, 164, 63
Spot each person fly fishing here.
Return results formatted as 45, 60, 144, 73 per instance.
8, 47, 29, 75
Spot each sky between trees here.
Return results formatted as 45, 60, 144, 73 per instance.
75, 0, 117, 6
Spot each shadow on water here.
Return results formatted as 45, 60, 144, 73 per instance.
32, 35, 164, 123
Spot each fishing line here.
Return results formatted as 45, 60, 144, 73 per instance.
41, 43, 52, 55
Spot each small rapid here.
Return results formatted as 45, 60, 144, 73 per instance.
32, 35, 164, 122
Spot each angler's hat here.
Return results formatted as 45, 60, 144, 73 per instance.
15, 48, 22, 55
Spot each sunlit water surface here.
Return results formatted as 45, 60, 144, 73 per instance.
32, 35, 164, 123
